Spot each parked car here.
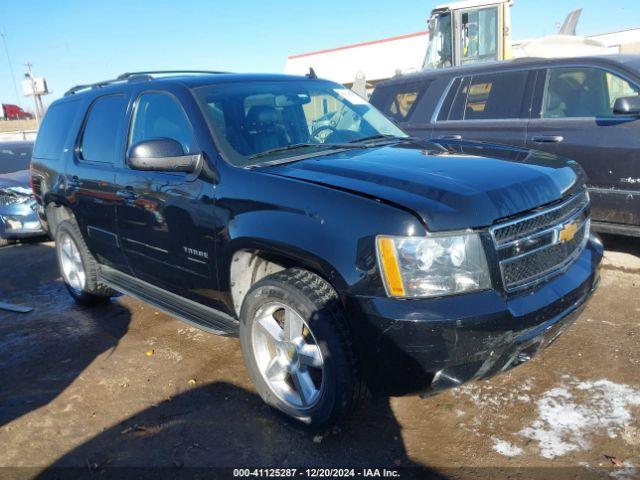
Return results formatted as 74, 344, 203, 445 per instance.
0, 141, 44, 247
370, 55, 640, 238
31, 71, 602, 428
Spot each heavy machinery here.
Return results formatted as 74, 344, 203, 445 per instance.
422, 0, 609, 69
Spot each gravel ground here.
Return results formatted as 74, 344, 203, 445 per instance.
0, 236, 638, 479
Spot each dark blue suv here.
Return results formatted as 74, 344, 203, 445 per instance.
31, 71, 602, 427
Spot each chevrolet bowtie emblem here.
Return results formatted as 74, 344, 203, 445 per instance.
558, 222, 578, 243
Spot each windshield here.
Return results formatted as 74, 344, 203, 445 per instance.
194, 80, 407, 167
423, 12, 453, 69
0, 142, 33, 174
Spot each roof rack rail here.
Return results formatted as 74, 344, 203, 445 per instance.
64, 70, 231, 96
116, 70, 231, 80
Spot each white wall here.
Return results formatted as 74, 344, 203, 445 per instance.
284, 32, 429, 85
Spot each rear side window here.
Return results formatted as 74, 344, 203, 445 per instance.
465, 71, 529, 119
439, 71, 529, 121
33, 100, 80, 160
542, 67, 640, 118
80, 94, 128, 164
370, 81, 431, 122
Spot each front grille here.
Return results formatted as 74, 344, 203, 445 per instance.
491, 190, 590, 292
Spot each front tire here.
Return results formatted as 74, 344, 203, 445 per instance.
239, 268, 364, 428
55, 219, 116, 305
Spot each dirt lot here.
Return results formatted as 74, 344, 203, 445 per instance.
0, 236, 639, 479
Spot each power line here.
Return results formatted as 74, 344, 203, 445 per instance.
0, 28, 22, 107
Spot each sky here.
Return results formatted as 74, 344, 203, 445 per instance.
1, 0, 639, 110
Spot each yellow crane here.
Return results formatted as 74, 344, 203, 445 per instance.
422, 0, 607, 69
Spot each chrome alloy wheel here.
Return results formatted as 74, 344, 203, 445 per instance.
251, 302, 324, 409
58, 232, 86, 292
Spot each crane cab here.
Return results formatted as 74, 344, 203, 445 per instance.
423, 0, 513, 69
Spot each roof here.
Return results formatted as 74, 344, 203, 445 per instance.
433, 0, 510, 12
62, 72, 315, 98
375, 54, 640, 87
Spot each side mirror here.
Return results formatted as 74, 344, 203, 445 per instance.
127, 138, 201, 173
613, 96, 640, 116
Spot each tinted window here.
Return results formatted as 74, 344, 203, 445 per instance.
33, 100, 80, 160
464, 71, 529, 119
80, 95, 128, 163
0, 143, 33, 174
370, 81, 431, 122
542, 67, 640, 118
129, 92, 193, 154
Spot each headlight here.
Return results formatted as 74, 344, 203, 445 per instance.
0, 187, 33, 206
376, 233, 491, 298
0, 194, 31, 205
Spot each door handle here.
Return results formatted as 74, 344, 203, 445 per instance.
434, 134, 463, 140
532, 135, 564, 144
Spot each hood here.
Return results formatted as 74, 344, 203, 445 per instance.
0, 170, 32, 194
262, 141, 586, 231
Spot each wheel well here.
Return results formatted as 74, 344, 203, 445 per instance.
45, 203, 73, 238
230, 249, 342, 317
230, 250, 288, 317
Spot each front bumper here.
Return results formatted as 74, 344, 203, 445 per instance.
346, 234, 603, 396
0, 201, 46, 240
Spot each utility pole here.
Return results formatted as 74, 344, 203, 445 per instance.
0, 29, 22, 107
24, 62, 43, 124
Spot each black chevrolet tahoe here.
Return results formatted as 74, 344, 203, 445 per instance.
31, 71, 602, 428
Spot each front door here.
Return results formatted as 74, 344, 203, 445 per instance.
115, 89, 220, 306
526, 66, 640, 227
66, 93, 130, 271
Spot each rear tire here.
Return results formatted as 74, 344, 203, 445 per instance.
239, 268, 365, 428
55, 219, 116, 305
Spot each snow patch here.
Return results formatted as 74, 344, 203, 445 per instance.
520, 379, 640, 459
492, 438, 523, 457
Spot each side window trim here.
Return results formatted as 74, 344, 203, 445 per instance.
126, 89, 196, 167
537, 65, 640, 121
76, 93, 129, 166
430, 77, 457, 123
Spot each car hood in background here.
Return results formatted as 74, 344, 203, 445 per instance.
0, 170, 31, 190
262, 141, 586, 231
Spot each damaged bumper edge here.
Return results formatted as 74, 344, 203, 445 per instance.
346, 235, 603, 396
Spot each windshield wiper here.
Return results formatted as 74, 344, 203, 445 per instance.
348, 134, 416, 144
249, 143, 342, 161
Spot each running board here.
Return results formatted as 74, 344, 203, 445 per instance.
98, 265, 239, 337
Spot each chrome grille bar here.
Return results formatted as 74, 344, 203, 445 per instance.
490, 190, 590, 292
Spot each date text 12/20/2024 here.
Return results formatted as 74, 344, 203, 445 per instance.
233, 469, 401, 478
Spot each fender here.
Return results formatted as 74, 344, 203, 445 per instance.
213, 166, 427, 301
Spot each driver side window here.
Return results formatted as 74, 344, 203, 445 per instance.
129, 92, 194, 154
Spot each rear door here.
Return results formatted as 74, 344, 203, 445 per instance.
431, 69, 534, 147
66, 93, 130, 271
526, 66, 640, 227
